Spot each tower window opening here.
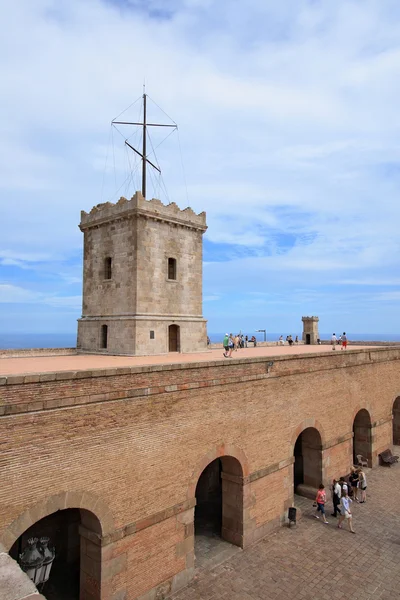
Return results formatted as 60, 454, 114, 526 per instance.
104, 257, 112, 280
101, 324, 108, 349
168, 257, 177, 280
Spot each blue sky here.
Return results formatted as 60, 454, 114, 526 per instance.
1, 0, 400, 336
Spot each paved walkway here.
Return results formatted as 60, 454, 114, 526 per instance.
172, 453, 400, 600
0, 344, 373, 376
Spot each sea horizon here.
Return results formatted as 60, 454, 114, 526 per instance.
1, 331, 400, 350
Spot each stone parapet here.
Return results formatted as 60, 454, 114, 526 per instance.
80, 191, 207, 231
0, 348, 76, 359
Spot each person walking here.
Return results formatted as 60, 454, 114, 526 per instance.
331, 479, 342, 518
245, 335, 248, 348
227, 334, 234, 357
222, 333, 229, 358
314, 484, 329, 524
341, 332, 348, 350
349, 467, 359, 502
338, 489, 355, 533
234, 334, 240, 351
358, 468, 367, 503
331, 333, 337, 350
339, 477, 348, 496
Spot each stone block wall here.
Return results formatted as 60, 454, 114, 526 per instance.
78, 192, 207, 356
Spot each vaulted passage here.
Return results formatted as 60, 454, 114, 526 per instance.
393, 397, 400, 445
294, 427, 323, 495
9, 509, 102, 600
194, 456, 243, 568
353, 409, 372, 466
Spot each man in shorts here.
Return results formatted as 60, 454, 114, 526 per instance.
223, 333, 229, 357
341, 332, 348, 350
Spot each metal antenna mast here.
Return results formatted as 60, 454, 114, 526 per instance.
112, 92, 176, 198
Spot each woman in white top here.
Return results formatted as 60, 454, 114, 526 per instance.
338, 490, 355, 533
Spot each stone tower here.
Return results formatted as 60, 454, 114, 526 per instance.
302, 316, 319, 345
77, 192, 208, 355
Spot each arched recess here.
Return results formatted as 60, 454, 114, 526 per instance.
393, 397, 400, 445
2, 492, 114, 600
353, 409, 372, 466
188, 444, 249, 557
293, 427, 323, 495
194, 456, 244, 552
9, 508, 102, 600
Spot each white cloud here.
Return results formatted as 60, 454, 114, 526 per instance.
0, 284, 81, 310
2, 0, 400, 332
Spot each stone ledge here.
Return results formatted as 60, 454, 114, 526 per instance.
0, 550, 45, 600
2, 346, 399, 387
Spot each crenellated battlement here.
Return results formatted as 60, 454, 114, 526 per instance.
80, 191, 207, 231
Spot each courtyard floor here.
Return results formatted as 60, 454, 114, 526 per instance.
172, 452, 400, 600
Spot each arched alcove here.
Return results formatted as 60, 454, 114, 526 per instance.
9, 508, 103, 600
353, 409, 372, 466
293, 427, 323, 495
194, 455, 244, 566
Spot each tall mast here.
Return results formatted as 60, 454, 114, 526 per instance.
142, 93, 147, 198
112, 92, 177, 199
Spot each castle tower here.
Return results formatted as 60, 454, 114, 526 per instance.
302, 316, 319, 345
77, 192, 208, 355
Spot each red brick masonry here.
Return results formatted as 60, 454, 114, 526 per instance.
0, 346, 399, 599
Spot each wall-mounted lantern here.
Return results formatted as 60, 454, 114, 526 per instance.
19, 536, 55, 590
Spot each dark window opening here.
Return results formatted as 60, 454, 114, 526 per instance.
101, 324, 108, 349
150, 330, 155, 339
104, 257, 112, 280
168, 257, 177, 280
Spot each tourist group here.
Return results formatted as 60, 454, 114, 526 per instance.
313, 467, 367, 534
222, 333, 257, 357
331, 332, 348, 350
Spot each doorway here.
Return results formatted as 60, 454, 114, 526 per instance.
194, 456, 243, 569
353, 409, 372, 466
168, 324, 180, 352
293, 427, 323, 495
305, 334, 311, 345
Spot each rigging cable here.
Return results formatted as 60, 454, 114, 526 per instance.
100, 125, 113, 203
177, 128, 189, 206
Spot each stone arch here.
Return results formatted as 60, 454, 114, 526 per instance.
289, 418, 327, 456
292, 427, 323, 496
353, 408, 372, 466
1, 490, 115, 551
4, 492, 114, 600
188, 444, 249, 551
350, 404, 376, 430
187, 443, 249, 499
393, 396, 400, 445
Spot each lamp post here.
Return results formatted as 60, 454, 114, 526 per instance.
255, 329, 266, 342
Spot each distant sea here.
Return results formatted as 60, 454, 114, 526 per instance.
1, 332, 400, 350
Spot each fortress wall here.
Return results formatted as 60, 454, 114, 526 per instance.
1, 347, 399, 599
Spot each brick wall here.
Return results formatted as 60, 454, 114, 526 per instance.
0, 347, 399, 599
